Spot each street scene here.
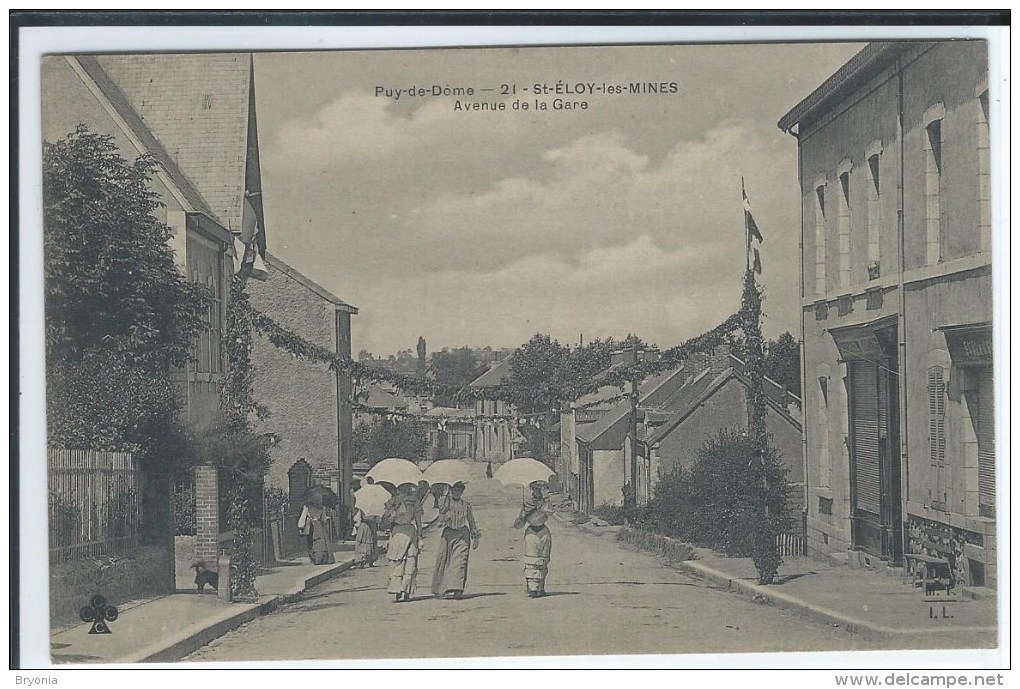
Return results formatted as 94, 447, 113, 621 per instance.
36, 37, 1000, 666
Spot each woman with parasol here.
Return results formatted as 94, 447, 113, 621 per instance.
513, 481, 553, 598
297, 485, 336, 566
430, 481, 481, 600
380, 482, 423, 602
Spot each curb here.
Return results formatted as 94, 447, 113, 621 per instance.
571, 523, 997, 643
667, 558, 996, 642
125, 558, 356, 663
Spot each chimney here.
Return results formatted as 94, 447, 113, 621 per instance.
711, 343, 733, 374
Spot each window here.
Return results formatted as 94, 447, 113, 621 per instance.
928, 366, 947, 509
187, 240, 224, 374
814, 181, 827, 296
837, 161, 852, 289
816, 366, 831, 490
977, 89, 991, 252
866, 142, 882, 279
923, 104, 946, 265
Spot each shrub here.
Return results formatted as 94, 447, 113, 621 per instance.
591, 502, 629, 526
639, 428, 791, 558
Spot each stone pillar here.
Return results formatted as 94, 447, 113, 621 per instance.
194, 465, 220, 566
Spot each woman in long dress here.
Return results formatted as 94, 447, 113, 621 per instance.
298, 498, 336, 566
352, 508, 378, 568
381, 482, 423, 603
431, 482, 481, 600
513, 482, 552, 598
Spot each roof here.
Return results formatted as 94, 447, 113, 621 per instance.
266, 251, 358, 314
778, 42, 918, 133
88, 53, 254, 232
575, 367, 686, 446
425, 406, 475, 419
646, 357, 802, 447
73, 56, 220, 222
360, 386, 408, 410
469, 358, 512, 388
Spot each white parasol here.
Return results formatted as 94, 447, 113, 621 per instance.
353, 484, 390, 518
423, 459, 472, 486
366, 457, 423, 488
493, 457, 555, 487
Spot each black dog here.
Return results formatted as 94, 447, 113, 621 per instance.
190, 561, 218, 594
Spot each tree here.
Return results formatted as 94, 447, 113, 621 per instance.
765, 331, 801, 394
430, 347, 486, 406
43, 126, 212, 459
352, 417, 428, 465
639, 429, 790, 558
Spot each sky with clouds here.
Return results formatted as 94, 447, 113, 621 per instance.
252, 43, 864, 356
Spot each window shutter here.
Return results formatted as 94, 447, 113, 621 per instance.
928, 366, 947, 507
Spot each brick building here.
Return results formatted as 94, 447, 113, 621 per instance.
779, 41, 995, 588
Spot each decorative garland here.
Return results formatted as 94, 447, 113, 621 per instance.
241, 299, 745, 408
741, 269, 783, 585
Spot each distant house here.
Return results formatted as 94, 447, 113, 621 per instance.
779, 41, 995, 587
561, 345, 804, 516
643, 355, 804, 514
468, 358, 524, 461
424, 407, 476, 461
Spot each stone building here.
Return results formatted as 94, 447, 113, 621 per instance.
779, 41, 995, 589
247, 252, 357, 502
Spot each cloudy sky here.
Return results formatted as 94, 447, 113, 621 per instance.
252, 43, 864, 356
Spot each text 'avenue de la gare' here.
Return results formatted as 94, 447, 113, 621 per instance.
374, 81, 681, 107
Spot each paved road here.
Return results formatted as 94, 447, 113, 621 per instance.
187, 464, 884, 661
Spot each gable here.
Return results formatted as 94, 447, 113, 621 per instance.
89, 53, 253, 233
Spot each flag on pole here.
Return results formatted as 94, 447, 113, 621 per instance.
236, 191, 269, 281
743, 180, 764, 245
742, 178, 764, 274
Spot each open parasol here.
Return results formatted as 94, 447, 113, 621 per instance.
493, 457, 555, 487
353, 483, 391, 518
366, 457, 423, 488
423, 459, 472, 486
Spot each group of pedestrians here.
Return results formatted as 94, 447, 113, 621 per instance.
325, 475, 552, 603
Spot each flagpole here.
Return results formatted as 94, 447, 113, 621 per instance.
743, 177, 750, 273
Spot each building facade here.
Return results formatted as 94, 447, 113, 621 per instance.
247, 253, 357, 501
779, 41, 995, 588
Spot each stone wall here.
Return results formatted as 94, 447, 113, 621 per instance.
50, 544, 173, 628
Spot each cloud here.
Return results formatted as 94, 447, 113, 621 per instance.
350, 234, 740, 354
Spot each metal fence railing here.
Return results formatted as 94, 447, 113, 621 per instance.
48, 449, 141, 563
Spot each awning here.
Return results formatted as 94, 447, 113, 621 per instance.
937, 322, 993, 366
826, 315, 897, 362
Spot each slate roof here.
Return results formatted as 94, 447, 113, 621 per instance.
778, 42, 918, 133
645, 355, 802, 448
575, 367, 686, 445
469, 358, 512, 388
79, 53, 253, 232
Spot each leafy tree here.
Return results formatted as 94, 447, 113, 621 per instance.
764, 331, 801, 394
43, 126, 211, 459
352, 417, 428, 465
504, 334, 571, 414
430, 347, 486, 406
639, 428, 790, 559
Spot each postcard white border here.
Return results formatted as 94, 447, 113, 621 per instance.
16, 21, 1011, 674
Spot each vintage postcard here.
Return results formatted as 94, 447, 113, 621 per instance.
17, 22, 1007, 671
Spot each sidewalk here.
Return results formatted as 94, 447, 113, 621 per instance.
50, 546, 360, 665
564, 516, 998, 649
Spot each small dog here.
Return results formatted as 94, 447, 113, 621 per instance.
190, 561, 219, 594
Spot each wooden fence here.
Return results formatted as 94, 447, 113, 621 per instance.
775, 531, 805, 557
48, 449, 141, 562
